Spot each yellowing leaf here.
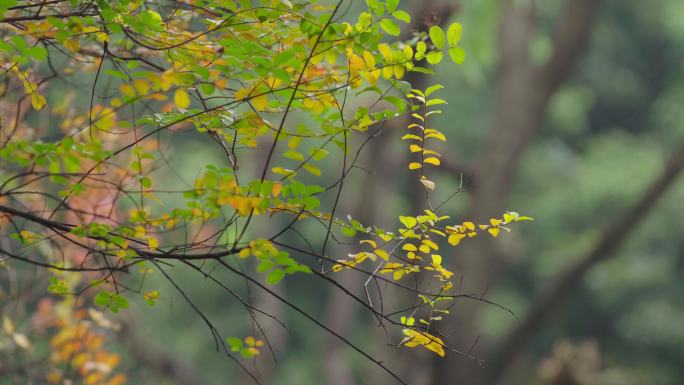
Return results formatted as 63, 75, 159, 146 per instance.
488, 227, 500, 237
252, 93, 268, 111
13, 333, 31, 350
120, 83, 136, 98
3, 316, 14, 334
420, 178, 435, 191
133, 79, 150, 95
148, 236, 159, 250
409, 144, 422, 152
31, 93, 46, 110
174, 89, 191, 109
272, 182, 283, 197
302, 163, 321, 177
408, 162, 422, 170
63, 38, 80, 52
401, 329, 445, 357
360, 239, 377, 248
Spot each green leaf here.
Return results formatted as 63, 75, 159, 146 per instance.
257, 261, 274, 273
386, 0, 399, 12
266, 269, 286, 285
429, 25, 445, 48
424, 84, 443, 97
426, 51, 443, 65
415, 41, 427, 60
226, 337, 243, 351
94, 291, 110, 306
302, 163, 321, 177
341, 226, 357, 237
28, 46, 47, 61
399, 216, 417, 229
392, 10, 410, 23
379, 18, 400, 36
448, 46, 466, 64
426, 98, 447, 107
447, 23, 463, 46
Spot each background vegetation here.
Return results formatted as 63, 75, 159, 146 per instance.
2, 1, 684, 385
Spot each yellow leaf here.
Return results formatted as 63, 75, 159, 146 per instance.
174, 89, 191, 109
393, 64, 405, 79
3, 316, 14, 334
402, 134, 423, 141
360, 239, 377, 248
349, 53, 366, 74
431, 254, 442, 265
63, 38, 80, 53
252, 93, 268, 111
148, 236, 159, 250
288, 136, 302, 149
409, 144, 422, 152
488, 227, 500, 237
375, 249, 389, 261
362, 50, 376, 67
402, 243, 417, 251
31, 93, 46, 110
447, 233, 465, 246
160, 71, 176, 91
378, 43, 393, 62
424, 157, 441, 166
143, 291, 160, 301
120, 83, 136, 98
425, 131, 447, 141
393, 270, 404, 281
401, 329, 445, 357
302, 163, 321, 176
422, 239, 438, 250
382, 65, 394, 79
462, 221, 475, 231
272, 182, 283, 197
133, 79, 150, 95
409, 162, 422, 170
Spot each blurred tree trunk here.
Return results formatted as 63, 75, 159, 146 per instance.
481, 137, 684, 385
432, 1, 601, 385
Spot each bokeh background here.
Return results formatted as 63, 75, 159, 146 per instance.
3, 0, 684, 384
